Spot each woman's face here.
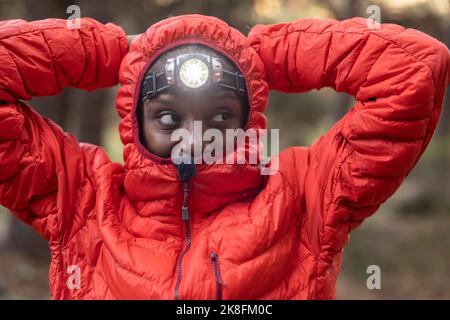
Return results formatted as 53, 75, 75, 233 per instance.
138, 45, 248, 160
140, 86, 247, 159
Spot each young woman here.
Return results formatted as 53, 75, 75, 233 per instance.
0, 14, 448, 299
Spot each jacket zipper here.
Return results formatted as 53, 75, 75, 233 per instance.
174, 180, 191, 300
210, 251, 224, 300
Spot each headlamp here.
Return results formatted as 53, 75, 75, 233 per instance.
141, 53, 246, 102
178, 58, 209, 88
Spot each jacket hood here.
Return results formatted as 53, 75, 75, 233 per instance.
115, 14, 270, 218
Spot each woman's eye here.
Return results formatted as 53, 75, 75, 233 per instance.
212, 111, 231, 123
158, 112, 180, 126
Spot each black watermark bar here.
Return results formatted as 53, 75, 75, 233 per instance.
0, 300, 446, 319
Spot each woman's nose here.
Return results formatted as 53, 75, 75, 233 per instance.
182, 120, 206, 160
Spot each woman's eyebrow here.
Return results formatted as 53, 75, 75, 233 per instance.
213, 90, 240, 100
149, 96, 176, 107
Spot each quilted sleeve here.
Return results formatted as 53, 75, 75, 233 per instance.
0, 18, 126, 242
248, 18, 450, 241
0, 17, 127, 101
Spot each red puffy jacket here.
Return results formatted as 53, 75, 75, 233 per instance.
0, 15, 449, 300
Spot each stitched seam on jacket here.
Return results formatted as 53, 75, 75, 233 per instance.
0, 42, 30, 97
0, 25, 94, 41
39, 30, 59, 88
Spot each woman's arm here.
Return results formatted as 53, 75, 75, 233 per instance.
248, 17, 449, 244
0, 18, 127, 101
0, 18, 127, 243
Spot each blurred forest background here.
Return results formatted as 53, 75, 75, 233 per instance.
0, 0, 449, 299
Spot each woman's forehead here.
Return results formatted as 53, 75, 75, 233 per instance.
154, 87, 241, 102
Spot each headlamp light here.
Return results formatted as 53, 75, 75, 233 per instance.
141, 52, 246, 102
178, 58, 209, 88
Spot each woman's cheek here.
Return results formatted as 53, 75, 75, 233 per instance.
146, 128, 177, 158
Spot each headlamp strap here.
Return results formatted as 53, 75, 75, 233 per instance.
218, 69, 246, 96
141, 71, 170, 102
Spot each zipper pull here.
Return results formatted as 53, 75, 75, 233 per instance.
182, 206, 189, 221
176, 158, 196, 221
181, 181, 190, 221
